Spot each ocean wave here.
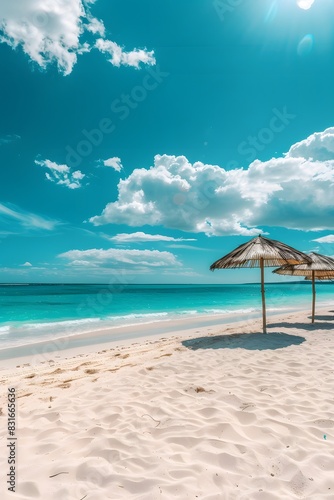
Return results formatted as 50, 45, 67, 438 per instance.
22, 317, 101, 330
0, 303, 303, 341
177, 310, 198, 315
6, 313, 170, 335
105, 312, 169, 321
0, 325, 10, 334
202, 308, 258, 315
0, 309, 259, 337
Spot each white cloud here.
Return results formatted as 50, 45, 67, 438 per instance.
0, 134, 20, 145
0, 0, 155, 75
21, 262, 32, 267
0, 202, 58, 231
102, 157, 123, 172
59, 248, 181, 268
167, 244, 208, 251
67, 259, 98, 267
89, 127, 334, 236
35, 158, 85, 189
0, 230, 17, 237
95, 39, 156, 69
312, 235, 334, 244
86, 16, 105, 37
108, 232, 197, 243
288, 127, 334, 161
0, 0, 90, 75
297, 0, 315, 10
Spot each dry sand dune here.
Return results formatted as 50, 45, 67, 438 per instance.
1, 308, 334, 499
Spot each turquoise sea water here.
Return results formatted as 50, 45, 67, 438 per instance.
0, 282, 333, 350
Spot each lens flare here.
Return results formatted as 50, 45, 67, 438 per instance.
297, 34, 314, 55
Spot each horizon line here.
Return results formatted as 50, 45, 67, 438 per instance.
0, 281, 326, 286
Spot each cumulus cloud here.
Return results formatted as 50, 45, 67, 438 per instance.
95, 39, 156, 69
59, 248, 181, 268
0, 0, 155, 75
0, 0, 91, 75
312, 235, 334, 244
0, 202, 58, 232
35, 158, 85, 189
89, 127, 334, 236
108, 232, 197, 243
102, 157, 123, 172
288, 127, 334, 161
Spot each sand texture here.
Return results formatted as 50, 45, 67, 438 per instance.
1, 308, 334, 499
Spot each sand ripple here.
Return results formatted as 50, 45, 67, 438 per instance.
1, 309, 334, 499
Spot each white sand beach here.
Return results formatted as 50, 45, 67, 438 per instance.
1, 307, 334, 499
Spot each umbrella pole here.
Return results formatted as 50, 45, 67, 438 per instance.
311, 270, 315, 323
260, 257, 267, 333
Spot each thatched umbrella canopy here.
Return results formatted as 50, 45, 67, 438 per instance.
305, 275, 334, 280
210, 235, 311, 333
273, 252, 334, 323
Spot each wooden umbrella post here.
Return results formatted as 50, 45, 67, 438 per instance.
311, 269, 316, 323
260, 257, 267, 333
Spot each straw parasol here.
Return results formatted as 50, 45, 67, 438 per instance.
210, 235, 311, 333
305, 275, 334, 280
273, 252, 334, 323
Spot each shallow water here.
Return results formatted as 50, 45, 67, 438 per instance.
0, 282, 332, 349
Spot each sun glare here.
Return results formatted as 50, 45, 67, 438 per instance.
297, 0, 315, 9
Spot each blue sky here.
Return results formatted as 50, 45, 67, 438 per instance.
1, 0, 334, 284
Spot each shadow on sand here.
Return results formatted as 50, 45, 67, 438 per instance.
311, 315, 334, 321
182, 332, 305, 351
267, 322, 334, 330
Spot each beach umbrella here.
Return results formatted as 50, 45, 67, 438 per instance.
210, 235, 311, 334
273, 252, 334, 323
304, 275, 334, 280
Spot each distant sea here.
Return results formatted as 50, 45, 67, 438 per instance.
0, 283, 333, 350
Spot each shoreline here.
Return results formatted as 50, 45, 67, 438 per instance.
0, 302, 316, 367
0, 304, 331, 371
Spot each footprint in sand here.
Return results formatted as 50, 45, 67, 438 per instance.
49, 368, 64, 375
58, 382, 71, 389
72, 362, 92, 371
